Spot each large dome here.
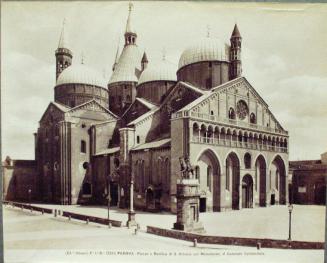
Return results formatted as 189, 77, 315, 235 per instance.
178, 38, 230, 70
56, 64, 107, 88
138, 60, 177, 86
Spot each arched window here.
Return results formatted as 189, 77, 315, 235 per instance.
228, 107, 236, 119
207, 165, 212, 191
276, 169, 279, 190
195, 166, 200, 181
250, 113, 256, 124
244, 153, 251, 169
81, 140, 86, 153
226, 159, 230, 190
165, 158, 170, 191
157, 158, 162, 184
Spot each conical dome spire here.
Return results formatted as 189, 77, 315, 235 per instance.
231, 24, 241, 38
55, 18, 73, 80
58, 19, 69, 49
112, 40, 121, 71
124, 2, 137, 46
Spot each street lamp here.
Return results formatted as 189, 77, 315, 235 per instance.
28, 189, 32, 206
107, 175, 111, 228
288, 204, 293, 241
126, 172, 137, 228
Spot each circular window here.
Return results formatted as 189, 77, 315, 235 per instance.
236, 100, 248, 120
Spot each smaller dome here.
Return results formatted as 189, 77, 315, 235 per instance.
56, 64, 107, 88
138, 60, 177, 86
178, 38, 230, 70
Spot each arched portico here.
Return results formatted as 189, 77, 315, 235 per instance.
242, 174, 253, 208
196, 149, 221, 212
255, 155, 267, 207
270, 155, 287, 205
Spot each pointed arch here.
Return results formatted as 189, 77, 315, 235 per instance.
226, 151, 241, 210
255, 154, 267, 207
196, 148, 221, 211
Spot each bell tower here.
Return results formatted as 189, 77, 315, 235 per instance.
230, 24, 242, 80
124, 2, 137, 46
55, 19, 73, 80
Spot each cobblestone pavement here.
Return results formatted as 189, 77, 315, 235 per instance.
3, 205, 324, 263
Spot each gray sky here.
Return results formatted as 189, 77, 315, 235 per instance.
2, 1, 327, 161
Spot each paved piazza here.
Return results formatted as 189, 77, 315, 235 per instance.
25, 203, 325, 242
3, 205, 324, 263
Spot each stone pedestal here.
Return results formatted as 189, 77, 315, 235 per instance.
173, 179, 205, 233
126, 211, 137, 228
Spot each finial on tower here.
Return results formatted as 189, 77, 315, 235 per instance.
206, 25, 210, 38
124, 1, 137, 45
81, 52, 85, 64
162, 47, 166, 61
56, 18, 72, 80
58, 18, 68, 49
129, 1, 133, 12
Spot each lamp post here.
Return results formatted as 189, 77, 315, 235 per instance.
107, 175, 111, 228
288, 204, 293, 241
28, 189, 32, 206
126, 173, 137, 228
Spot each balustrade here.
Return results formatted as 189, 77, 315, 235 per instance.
175, 111, 288, 136
191, 136, 288, 153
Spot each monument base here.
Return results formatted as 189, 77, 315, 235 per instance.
126, 211, 137, 228
173, 221, 205, 234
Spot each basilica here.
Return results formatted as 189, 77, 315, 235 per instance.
27, 4, 289, 213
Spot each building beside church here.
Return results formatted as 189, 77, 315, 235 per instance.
4, 4, 289, 213
289, 153, 327, 205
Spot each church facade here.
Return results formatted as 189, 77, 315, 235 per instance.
30, 4, 289, 213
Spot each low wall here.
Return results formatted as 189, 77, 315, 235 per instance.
6, 201, 53, 214
4, 201, 122, 227
147, 226, 324, 250
61, 211, 122, 227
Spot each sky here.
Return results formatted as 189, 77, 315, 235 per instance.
1, 1, 327, 161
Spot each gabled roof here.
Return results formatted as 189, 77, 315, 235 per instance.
52, 101, 71, 112
135, 97, 157, 109
159, 81, 207, 108
131, 138, 171, 151
39, 101, 70, 122
176, 77, 286, 132
127, 106, 159, 126
121, 97, 157, 119
67, 99, 119, 119
94, 147, 120, 156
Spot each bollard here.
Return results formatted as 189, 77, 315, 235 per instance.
256, 242, 261, 250
86, 218, 89, 224
193, 238, 197, 247
134, 228, 138, 235
42, 209, 44, 215
54, 209, 57, 217
108, 222, 112, 228
30, 207, 33, 213
69, 215, 71, 221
